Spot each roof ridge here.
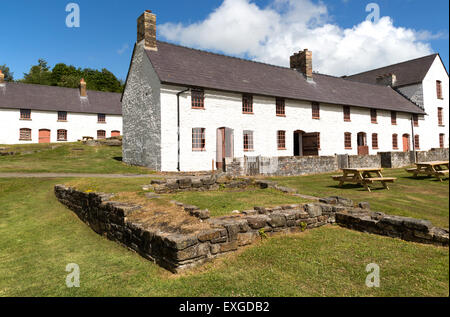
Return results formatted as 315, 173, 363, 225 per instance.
156, 40, 293, 71
6, 81, 121, 95
346, 53, 438, 77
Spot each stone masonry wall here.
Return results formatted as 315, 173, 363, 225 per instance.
55, 185, 448, 273
225, 148, 449, 176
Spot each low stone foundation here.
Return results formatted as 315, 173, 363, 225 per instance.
55, 186, 449, 273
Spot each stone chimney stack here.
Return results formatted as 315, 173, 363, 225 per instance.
376, 73, 397, 87
80, 78, 87, 97
137, 10, 157, 51
0, 70, 4, 85
290, 49, 313, 81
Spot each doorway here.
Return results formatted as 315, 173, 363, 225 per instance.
402, 134, 410, 152
216, 127, 234, 170
294, 130, 304, 156
357, 132, 368, 155
39, 129, 51, 143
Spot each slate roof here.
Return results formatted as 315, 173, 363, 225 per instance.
345, 54, 438, 87
145, 41, 425, 115
0, 82, 122, 115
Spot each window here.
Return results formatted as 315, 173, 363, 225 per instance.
343, 106, 351, 122
440, 134, 445, 148
438, 107, 444, 126
192, 128, 206, 151
19, 128, 31, 141
277, 131, 286, 150
191, 89, 205, 109
276, 98, 285, 116
58, 111, 67, 121
344, 132, 352, 149
413, 114, 419, 127
436, 80, 443, 99
57, 129, 67, 141
97, 130, 106, 140
414, 135, 420, 150
20, 109, 31, 120
312, 102, 320, 119
372, 133, 379, 149
392, 134, 398, 150
391, 111, 397, 125
243, 130, 254, 151
98, 113, 106, 123
370, 109, 377, 123
242, 94, 253, 114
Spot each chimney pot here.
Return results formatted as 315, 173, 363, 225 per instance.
290, 49, 313, 81
137, 10, 157, 51
80, 78, 87, 97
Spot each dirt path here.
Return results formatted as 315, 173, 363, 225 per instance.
0, 173, 161, 179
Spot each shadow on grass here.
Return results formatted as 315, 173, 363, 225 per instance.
327, 184, 390, 192
113, 157, 123, 162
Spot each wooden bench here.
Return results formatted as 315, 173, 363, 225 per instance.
363, 177, 397, 183
407, 161, 449, 182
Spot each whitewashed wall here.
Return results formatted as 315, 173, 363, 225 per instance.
421, 56, 449, 149
160, 85, 419, 172
0, 108, 122, 144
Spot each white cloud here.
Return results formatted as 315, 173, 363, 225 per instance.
159, 0, 435, 76
117, 43, 129, 55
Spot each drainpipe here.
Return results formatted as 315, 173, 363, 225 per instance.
177, 88, 190, 171
411, 114, 416, 163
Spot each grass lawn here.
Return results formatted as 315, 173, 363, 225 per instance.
0, 177, 448, 297
168, 188, 311, 217
0, 143, 154, 174
268, 168, 449, 229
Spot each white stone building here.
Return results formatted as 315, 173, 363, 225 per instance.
122, 11, 448, 172
0, 77, 122, 145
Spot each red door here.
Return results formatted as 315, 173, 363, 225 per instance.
111, 131, 121, 137
39, 129, 51, 143
403, 134, 410, 152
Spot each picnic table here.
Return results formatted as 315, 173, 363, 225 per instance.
406, 161, 449, 182
332, 167, 397, 192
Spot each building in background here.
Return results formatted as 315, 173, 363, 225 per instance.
122, 10, 448, 172
0, 75, 122, 145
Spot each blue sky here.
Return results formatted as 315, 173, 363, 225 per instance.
0, 0, 448, 81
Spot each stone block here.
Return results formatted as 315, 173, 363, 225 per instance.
358, 202, 371, 210
178, 178, 193, 189
304, 204, 322, 217
402, 218, 433, 232
246, 215, 269, 229
163, 234, 198, 250
268, 214, 287, 228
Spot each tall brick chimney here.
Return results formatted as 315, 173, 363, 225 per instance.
376, 73, 397, 87
0, 70, 4, 84
290, 49, 313, 81
80, 78, 87, 97
137, 10, 157, 51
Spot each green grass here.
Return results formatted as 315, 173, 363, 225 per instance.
0, 143, 154, 174
268, 168, 449, 228
169, 188, 311, 217
0, 177, 448, 297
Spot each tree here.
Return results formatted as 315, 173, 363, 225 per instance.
0, 65, 14, 81
22, 59, 52, 85
20, 59, 124, 93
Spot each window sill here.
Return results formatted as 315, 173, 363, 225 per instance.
243, 112, 254, 115
345, 147, 352, 150
192, 149, 206, 152
244, 150, 254, 152
97, 122, 107, 124
19, 139, 32, 141
312, 117, 320, 120
20, 118, 32, 121
391, 123, 397, 126
276, 114, 286, 117
371, 122, 378, 124
278, 148, 287, 150
393, 148, 399, 150
344, 120, 351, 122
57, 120, 68, 122
373, 148, 379, 150
57, 139, 68, 142
439, 125, 446, 127
192, 107, 205, 110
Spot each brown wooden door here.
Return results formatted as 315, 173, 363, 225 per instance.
39, 129, 50, 143
302, 133, 319, 156
357, 132, 368, 155
357, 146, 369, 155
403, 134, 410, 152
111, 131, 121, 137
216, 128, 225, 169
